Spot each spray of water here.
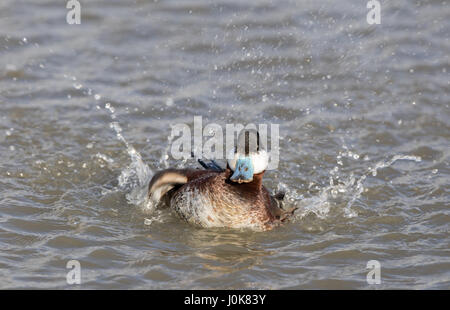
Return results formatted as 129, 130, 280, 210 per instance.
281, 154, 422, 221
63, 74, 154, 211
106, 109, 153, 209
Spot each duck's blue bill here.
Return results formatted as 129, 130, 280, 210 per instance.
230, 157, 254, 183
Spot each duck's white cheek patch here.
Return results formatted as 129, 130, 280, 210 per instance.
227, 150, 238, 171
228, 158, 237, 171
251, 151, 269, 174
228, 151, 268, 173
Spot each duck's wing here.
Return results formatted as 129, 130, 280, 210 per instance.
148, 168, 219, 206
197, 158, 224, 172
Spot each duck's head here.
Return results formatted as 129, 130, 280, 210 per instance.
227, 129, 268, 183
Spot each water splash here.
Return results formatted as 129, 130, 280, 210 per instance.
284, 154, 422, 220
368, 155, 421, 177
106, 110, 153, 210
62, 74, 154, 211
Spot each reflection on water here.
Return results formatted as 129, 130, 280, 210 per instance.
187, 230, 272, 274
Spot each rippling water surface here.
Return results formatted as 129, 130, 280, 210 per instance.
0, 0, 449, 289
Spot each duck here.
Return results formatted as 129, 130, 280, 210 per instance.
147, 129, 296, 231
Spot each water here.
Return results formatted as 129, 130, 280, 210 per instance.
0, 0, 449, 289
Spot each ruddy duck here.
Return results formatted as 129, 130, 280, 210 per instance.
148, 129, 296, 231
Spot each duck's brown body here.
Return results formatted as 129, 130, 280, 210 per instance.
148, 167, 294, 231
